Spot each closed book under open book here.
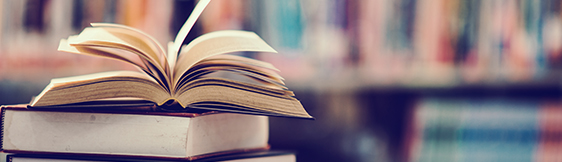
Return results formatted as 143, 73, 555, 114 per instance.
0, 105, 269, 160
6, 151, 295, 162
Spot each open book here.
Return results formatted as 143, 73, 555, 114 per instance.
29, 0, 312, 119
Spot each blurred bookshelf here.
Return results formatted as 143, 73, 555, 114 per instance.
3, 0, 562, 162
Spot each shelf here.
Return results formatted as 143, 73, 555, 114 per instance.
285, 67, 562, 97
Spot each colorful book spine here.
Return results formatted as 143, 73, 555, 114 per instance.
456, 99, 538, 162
536, 101, 562, 162
408, 98, 540, 162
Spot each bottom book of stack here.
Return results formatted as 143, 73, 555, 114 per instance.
0, 104, 296, 162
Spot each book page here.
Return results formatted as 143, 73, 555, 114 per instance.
67, 27, 165, 72
175, 58, 287, 92
173, 30, 277, 85
91, 23, 168, 73
58, 39, 149, 74
48, 71, 156, 87
204, 54, 280, 71
176, 83, 312, 119
168, 42, 178, 71
63, 27, 171, 90
30, 71, 171, 107
170, 0, 211, 63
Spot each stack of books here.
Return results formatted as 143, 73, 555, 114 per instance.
0, 104, 301, 162
1, 0, 313, 161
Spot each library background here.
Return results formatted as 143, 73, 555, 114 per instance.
1, 0, 562, 162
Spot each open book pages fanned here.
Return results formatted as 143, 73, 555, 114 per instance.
29, 0, 312, 119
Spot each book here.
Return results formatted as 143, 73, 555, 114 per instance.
456, 100, 538, 162
0, 104, 269, 160
536, 101, 562, 162
407, 98, 539, 162
6, 151, 295, 162
27, 0, 312, 119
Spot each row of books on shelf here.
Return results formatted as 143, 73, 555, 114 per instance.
342, 0, 562, 86
7, 0, 562, 86
406, 98, 562, 162
250, 0, 562, 87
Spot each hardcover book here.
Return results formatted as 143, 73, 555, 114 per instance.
0, 105, 269, 160
6, 151, 295, 162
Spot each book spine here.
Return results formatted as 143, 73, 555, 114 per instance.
457, 100, 538, 162
414, 98, 462, 162
536, 102, 562, 162
0, 105, 5, 151
0, 105, 21, 151
408, 98, 540, 162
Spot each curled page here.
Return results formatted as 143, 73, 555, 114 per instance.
169, 0, 211, 66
